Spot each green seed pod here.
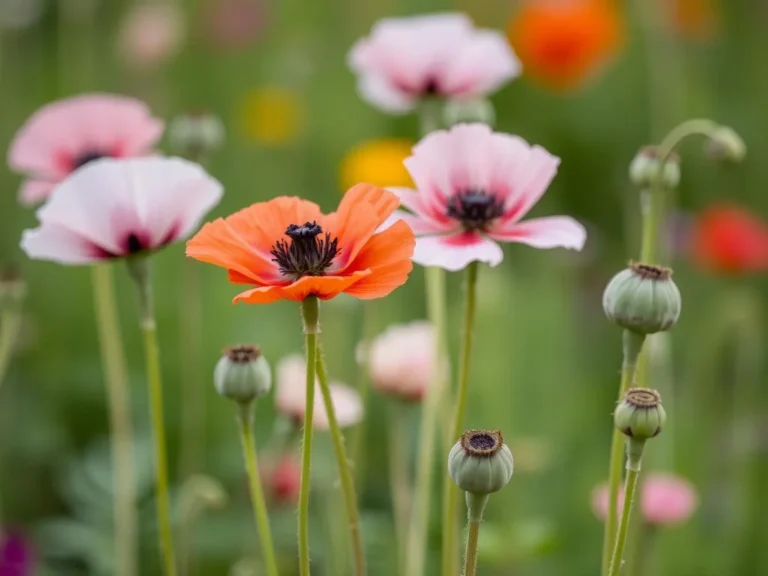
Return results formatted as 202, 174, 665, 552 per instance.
603, 263, 681, 334
614, 387, 666, 440
628, 147, 681, 189
448, 429, 514, 496
168, 111, 225, 157
214, 345, 271, 404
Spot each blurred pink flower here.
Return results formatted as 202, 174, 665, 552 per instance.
20, 158, 222, 265
118, 3, 185, 70
261, 454, 302, 505
8, 94, 164, 206
592, 473, 699, 526
275, 354, 363, 430
348, 13, 520, 113
362, 321, 436, 401
204, 0, 265, 51
390, 123, 586, 271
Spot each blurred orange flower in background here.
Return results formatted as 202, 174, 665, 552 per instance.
340, 139, 414, 192
508, 0, 624, 91
239, 86, 304, 145
661, 0, 718, 39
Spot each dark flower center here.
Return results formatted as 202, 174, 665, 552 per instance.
447, 190, 505, 231
224, 345, 261, 363
127, 234, 144, 254
74, 151, 107, 170
270, 221, 340, 280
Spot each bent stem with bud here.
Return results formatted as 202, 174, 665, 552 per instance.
442, 261, 480, 576
127, 256, 176, 576
298, 297, 319, 576
315, 343, 365, 576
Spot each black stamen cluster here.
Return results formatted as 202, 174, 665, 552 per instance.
447, 189, 505, 231
270, 221, 339, 279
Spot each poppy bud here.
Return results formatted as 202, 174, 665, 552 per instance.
168, 111, 225, 158
706, 126, 746, 163
603, 263, 681, 334
629, 147, 680, 189
214, 345, 271, 404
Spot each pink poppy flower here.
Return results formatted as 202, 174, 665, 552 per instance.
348, 13, 521, 113
362, 321, 438, 401
118, 3, 185, 70
592, 473, 699, 526
275, 354, 363, 430
20, 157, 223, 265
390, 123, 586, 271
8, 94, 164, 206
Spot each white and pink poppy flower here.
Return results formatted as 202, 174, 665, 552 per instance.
348, 13, 520, 113
275, 354, 363, 430
21, 157, 223, 265
390, 123, 586, 271
362, 321, 438, 402
8, 94, 164, 205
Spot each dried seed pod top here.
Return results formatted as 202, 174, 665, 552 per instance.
448, 429, 514, 495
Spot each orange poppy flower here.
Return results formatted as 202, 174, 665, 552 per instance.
186, 184, 415, 304
508, 0, 624, 91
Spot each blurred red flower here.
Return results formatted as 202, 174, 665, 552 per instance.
690, 203, 768, 274
261, 454, 301, 505
507, 0, 624, 92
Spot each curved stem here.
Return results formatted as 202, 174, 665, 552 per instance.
608, 466, 642, 576
463, 521, 481, 576
601, 331, 645, 576
315, 345, 366, 576
406, 267, 449, 576
298, 298, 319, 576
442, 261, 480, 576
91, 265, 138, 576
141, 309, 177, 575
236, 405, 280, 576
388, 401, 410, 572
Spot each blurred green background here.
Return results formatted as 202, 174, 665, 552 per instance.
1, 0, 768, 574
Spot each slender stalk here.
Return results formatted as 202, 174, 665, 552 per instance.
236, 404, 280, 576
130, 258, 176, 575
405, 266, 449, 576
463, 521, 481, 576
0, 305, 21, 390
388, 401, 410, 571
298, 297, 319, 576
608, 464, 642, 576
442, 261, 480, 576
601, 331, 645, 576
91, 265, 138, 576
315, 345, 366, 575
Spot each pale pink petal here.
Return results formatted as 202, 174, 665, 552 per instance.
356, 74, 418, 114
8, 94, 163, 180
21, 223, 109, 264
413, 232, 503, 271
18, 179, 55, 206
389, 187, 454, 230
499, 146, 561, 222
489, 216, 586, 250
441, 30, 521, 96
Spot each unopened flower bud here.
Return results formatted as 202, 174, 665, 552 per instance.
706, 126, 746, 163
614, 387, 666, 441
449, 430, 514, 495
603, 263, 681, 334
629, 147, 681, 189
214, 345, 271, 404
443, 98, 496, 127
168, 111, 225, 158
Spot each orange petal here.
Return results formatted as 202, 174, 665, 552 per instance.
343, 220, 415, 299
328, 184, 400, 272
186, 219, 280, 284
233, 271, 371, 304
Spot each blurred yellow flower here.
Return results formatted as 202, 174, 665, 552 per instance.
340, 139, 414, 192
240, 86, 303, 145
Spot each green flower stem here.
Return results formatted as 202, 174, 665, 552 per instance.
133, 261, 177, 576
91, 265, 138, 576
0, 302, 21, 391
315, 345, 366, 576
608, 444, 645, 576
442, 261, 480, 576
298, 296, 319, 576
463, 521, 481, 576
236, 404, 280, 576
419, 98, 443, 135
602, 330, 645, 576
388, 401, 411, 571
405, 267, 449, 576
